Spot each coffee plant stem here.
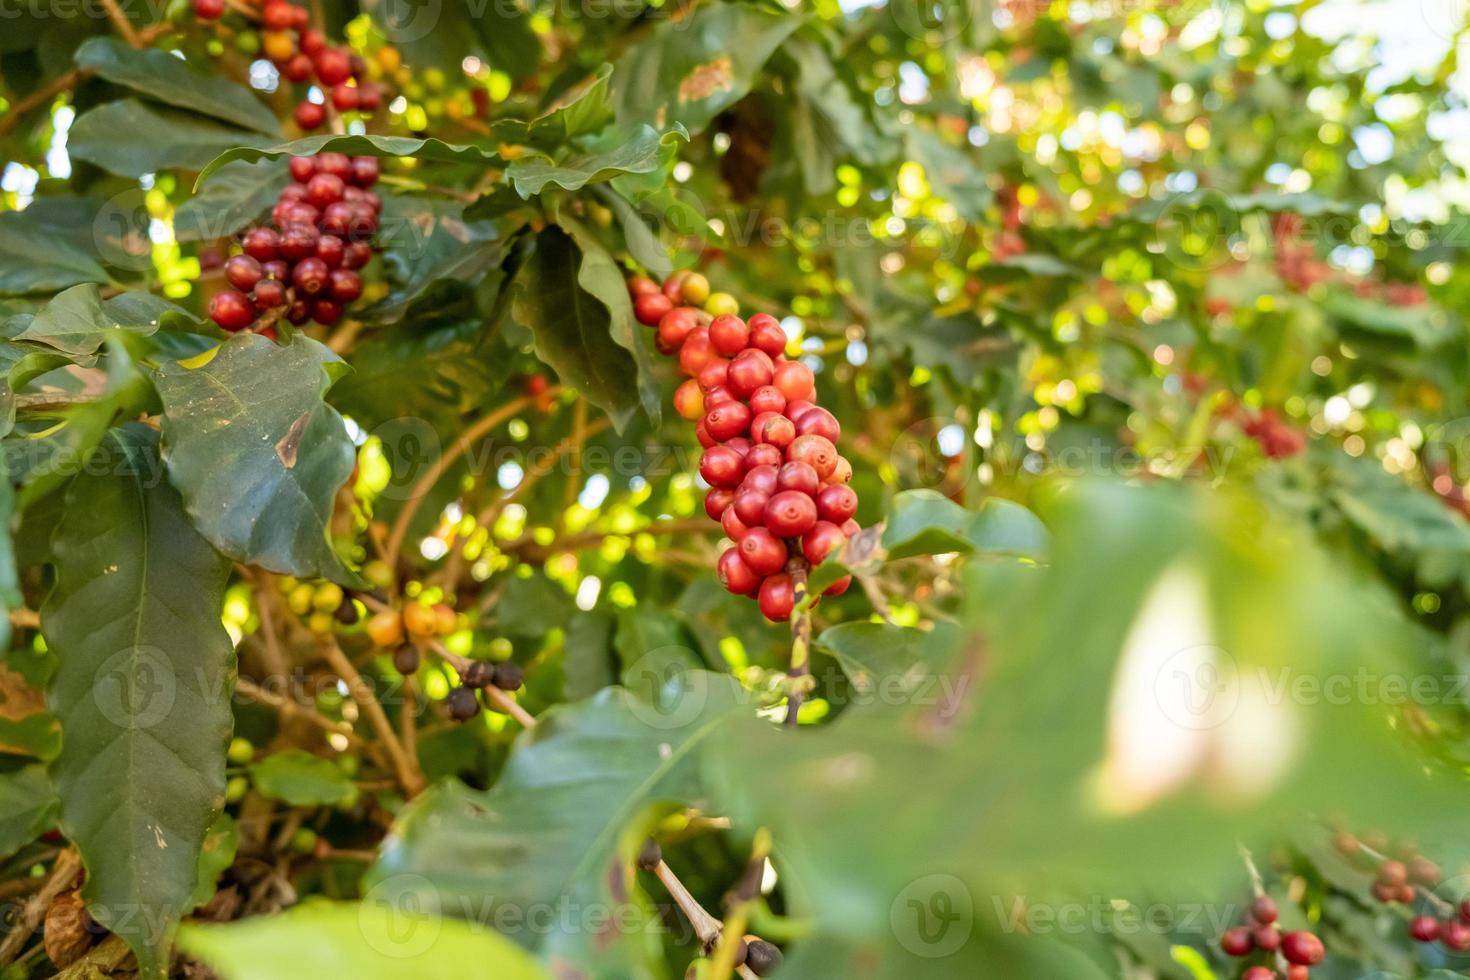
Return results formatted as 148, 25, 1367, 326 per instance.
426, 639, 537, 728
652, 859, 724, 950
1239, 844, 1291, 975
98, 0, 143, 47
0, 850, 81, 965
707, 829, 771, 980
383, 390, 554, 574
234, 676, 364, 747
783, 567, 813, 727
318, 639, 425, 796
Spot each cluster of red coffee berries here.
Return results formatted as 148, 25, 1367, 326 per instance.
1241, 408, 1306, 460
192, 0, 383, 128
1334, 830, 1470, 952
1221, 897, 1324, 979
207, 152, 380, 333
626, 271, 861, 622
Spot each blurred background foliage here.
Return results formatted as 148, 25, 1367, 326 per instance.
4, 0, 1470, 977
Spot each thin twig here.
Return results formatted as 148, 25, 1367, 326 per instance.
100, 0, 143, 46
235, 676, 364, 748
654, 861, 723, 948
1238, 844, 1291, 975
384, 392, 547, 572
0, 850, 82, 964
319, 639, 425, 796
708, 830, 772, 980
425, 640, 537, 729
784, 566, 813, 727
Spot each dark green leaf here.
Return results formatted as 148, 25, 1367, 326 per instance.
4, 284, 190, 356
882, 490, 1049, 561
154, 334, 361, 584
70, 99, 272, 178
506, 125, 685, 197
364, 196, 503, 323
196, 134, 501, 186
250, 750, 359, 807
0, 209, 110, 297
611, 4, 801, 135
190, 812, 239, 909
366, 672, 747, 971
0, 764, 57, 860
178, 901, 550, 980
43, 424, 233, 979
74, 37, 279, 134
175, 160, 291, 242
510, 226, 641, 431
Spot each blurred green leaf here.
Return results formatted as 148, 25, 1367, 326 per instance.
251, 750, 359, 807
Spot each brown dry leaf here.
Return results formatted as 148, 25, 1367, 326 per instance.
678, 57, 733, 104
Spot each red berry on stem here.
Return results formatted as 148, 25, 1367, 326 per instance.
1251, 897, 1278, 925
343, 241, 373, 269
283, 53, 314, 83
744, 444, 782, 470
329, 268, 362, 302
628, 275, 659, 297
748, 313, 786, 357
697, 358, 730, 392
705, 402, 752, 442
817, 484, 859, 523
748, 385, 786, 416
287, 298, 311, 324
225, 254, 263, 291
708, 314, 749, 356
759, 574, 795, 622
732, 490, 770, 527
192, 0, 224, 19
1410, 916, 1439, 942
306, 173, 345, 208
1444, 920, 1470, 951
840, 518, 861, 537
728, 351, 774, 397
678, 329, 718, 376
299, 28, 326, 54
1252, 926, 1280, 951
752, 412, 795, 449
773, 360, 816, 402
262, 1, 295, 29
1281, 931, 1324, 966
795, 406, 841, 442
1241, 969, 1274, 980
674, 379, 705, 421
331, 83, 360, 112
635, 292, 672, 326
1220, 927, 1253, 957
288, 156, 316, 182
312, 299, 344, 324
789, 434, 838, 479
764, 490, 818, 538
657, 307, 699, 352
209, 291, 256, 331
740, 528, 788, 576
721, 505, 749, 542
802, 521, 847, 565
741, 465, 780, 497
316, 234, 345, 267
705, 488, 735, 521
294, 100, 326, 129
718, 548, 760, 595
292, 256, 329, 294
784, 399, 816, 422
242, 226, 280, 261
350, 156, 380, 186
827, 455, 854, 484
261, 259, 289, 282
314, 48, 352, 85
317, 152, 351, 180
700, 446, 744, 488
253, 279, 286, 308
777, 461, 819, 496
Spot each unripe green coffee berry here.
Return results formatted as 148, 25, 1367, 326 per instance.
289, 828, 318, 853
227, 737, 254, 765
225, 776, 248, 802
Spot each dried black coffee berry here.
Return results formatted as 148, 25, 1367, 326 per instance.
460, 660, 494, 687
392, 644, 420, 675
334, 596, 360, 625
636, 838, 662, 872
447, 686, 479, 721
492, 662, 524, 691
745, 939, 782, 977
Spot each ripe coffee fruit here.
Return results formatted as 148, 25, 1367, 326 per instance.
1281, 931, 1324, 966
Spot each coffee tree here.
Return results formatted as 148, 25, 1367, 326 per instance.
1, 0, 1469, 977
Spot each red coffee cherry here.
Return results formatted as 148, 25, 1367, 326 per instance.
697, 358, 730, 392
704, 385, 736, 408
748, 385, 786, 416
747, 313, 786, 357
802, 521, 847, 565
192, 0, 224, 19
674, 379, 705, 421
294, 100, 326, 129
350, 155, 380, 187
635, 292, 672, 326
725, 437, 752, 459
679, 328, 717, 376
262, 1, 295, 29
288, 156, 317, 182
728, 350, 774, 397
708, 314, 749, 356
784, 399, 816, 422
772, 360, 815, 401
242, 226, 281, 261
705, 402, 752, 442
280, 223, 320, 260
764, 490, 817, 538
329, 269, 362, 302
331, 83, 360, 111
732, 490, 770, 527
1410, 916, 1440, 942
315, 233, 345, 267
824, 575, 852, 597
741, 465, 779, 497
776, 461, 819, 496
252, 278, 286, 309
719, 548, 760, 595
721, 506, 749, 542
789, 434, 838, 478
751, 412, 795, 449
758, 574, 795, 622
1250, 897, 1278, 925
1241, 969, 1274, 980
696, 420, 715, 448
1220, 927, 1253, 957
739, 528, 788, 577
658, 307, 700, 353
795, 406, 841, 442
225, 254, 263, 291
306, 172, 346, 208
283, 53, 314, 83
705, 488, 734, 521
826, 455, 854, 485
628, 275, 660, 297
817, 484, 859, 523
700, 446, 744, 488
343, 241, 374, 269
312, 299, 344, 324
209, 291, 256, 331
1444, 920, 1470, 951
744, 444, 783, 470
1281, 931, 1324, 966
314, 48, 353, 85
292, 256, 330, 294
1251, 926, 1280, 952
